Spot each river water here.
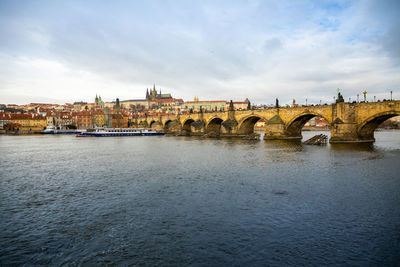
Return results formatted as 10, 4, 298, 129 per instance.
1, 131, 400, 266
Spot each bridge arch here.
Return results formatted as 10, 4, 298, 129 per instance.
238, 115, 266, 134
182, 118, 195, 133
206, 117, 223, 135
149, 120, 163, 131
358, 111, 400, 141
285, 113, 330, 137
137, 120, 148, 128
149, 120, 156, 128
164, 120, 172, 133
164, 120, 181, 133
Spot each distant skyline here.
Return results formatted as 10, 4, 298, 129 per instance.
0, 0, 399, 105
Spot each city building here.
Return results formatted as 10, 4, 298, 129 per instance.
304, 117, 330, 128
112, 114, 128, 128
227, 99, 251, 110
74, 110, 93, 129
0, 112, 11, 130
46, 111, 56, 128
57, 112, 74, 129
182, 98, 250, 112
92, 110, 105, 127
9, 113, 47, 132
183, 98, 227, 112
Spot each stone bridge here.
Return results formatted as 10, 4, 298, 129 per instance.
133, 101, 400, 143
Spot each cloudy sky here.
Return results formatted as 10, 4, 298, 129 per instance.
0, 0, 399, 105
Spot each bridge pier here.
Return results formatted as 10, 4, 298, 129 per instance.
329, 102, 375, 143
263, 114, 302, 140
329, 122, 374, 143
263, 124, 294, 140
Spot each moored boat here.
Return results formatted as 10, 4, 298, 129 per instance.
41, 126, 84, 134
76, 128, 164, 137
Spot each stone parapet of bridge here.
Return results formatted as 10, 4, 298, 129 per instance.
134, 101, 400, 143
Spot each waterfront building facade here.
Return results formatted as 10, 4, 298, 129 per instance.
9, 113, 46, 132
112, 114, 128, 128
92, 110, 105, 127
0, 113, 11, 130
54, 112, 73, 129
75, 110, 93, 129
46, 112, 55, 128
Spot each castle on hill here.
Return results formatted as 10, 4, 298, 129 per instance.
102, 84, 180, 111
146, 84, 172, 101
73, 84, 183, 114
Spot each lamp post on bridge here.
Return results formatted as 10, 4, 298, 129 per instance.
357, 94, 359, 102
306, 98, 308, 106
391, 90, 393, 101
362, 90, 367, 102
374, 96, 376, 102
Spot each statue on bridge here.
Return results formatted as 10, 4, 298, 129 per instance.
336, 88, 344, 103
362, 89, 368, 102
275, 98, 279, 108
229, 100, 234, 111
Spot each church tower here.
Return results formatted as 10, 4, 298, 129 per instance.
151, 84, 157, 100
115, 98, 121, 113
98, 95, 104, 109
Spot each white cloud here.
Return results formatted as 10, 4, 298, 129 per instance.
0, 0, 399, 105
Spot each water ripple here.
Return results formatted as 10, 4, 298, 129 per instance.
1, 132, 400, 265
